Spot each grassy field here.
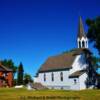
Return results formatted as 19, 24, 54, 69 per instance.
0, 88, 100, 100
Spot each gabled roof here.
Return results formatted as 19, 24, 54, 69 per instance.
38, 48, 87, 73
77, 16, 87, 39
69, 70, 86, 78
0, 62, 13, 72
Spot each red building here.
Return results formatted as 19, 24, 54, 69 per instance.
0, 63, 13, 87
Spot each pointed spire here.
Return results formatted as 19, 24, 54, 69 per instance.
77, 16, 86, 38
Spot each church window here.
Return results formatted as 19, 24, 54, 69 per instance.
82, 41, 85, 48
44, 73, 46, 81
60, 72, 63, 81
74, 79, 77, 84
79, 41, 81, 48
51, 72, 54, 81
86, 41, 87, 47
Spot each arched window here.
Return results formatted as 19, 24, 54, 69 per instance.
74, 79, 77, 84
82, 41, 85, 48
79, 41, 81, 48
60, 72, 63, 81
44, 73, 46, 81
86, 41, 87, 48
51, 72, 54, 81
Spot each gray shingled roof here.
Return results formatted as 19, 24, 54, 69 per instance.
69, 70, 86, 78
38, 48, 87, 73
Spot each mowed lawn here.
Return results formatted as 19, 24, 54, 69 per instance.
0, 88, 100, 100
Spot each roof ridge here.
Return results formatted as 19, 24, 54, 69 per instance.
48, 48, 86, 59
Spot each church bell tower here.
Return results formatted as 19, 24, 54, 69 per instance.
77, 16, 88, 48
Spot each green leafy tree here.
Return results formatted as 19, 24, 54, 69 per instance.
23, 73, 33, 85
17, 62, 24, 85
86, 16, 100, 54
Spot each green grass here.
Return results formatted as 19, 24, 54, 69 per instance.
0, 88, 100, 100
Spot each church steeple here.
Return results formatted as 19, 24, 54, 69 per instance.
78, 16, 86, 38
77, 16, 88, 48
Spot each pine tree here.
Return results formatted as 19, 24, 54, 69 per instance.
86, 16, 100, 54
17, 62, 24, 85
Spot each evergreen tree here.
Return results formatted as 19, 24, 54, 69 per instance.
86, 16, 100, 54
86, 17, 100, 88
17, 62, 24, 85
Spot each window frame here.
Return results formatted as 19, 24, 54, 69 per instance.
51, 72, 54, 81
44, 73, 46, 81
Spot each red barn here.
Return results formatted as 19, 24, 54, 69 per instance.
0, 63, 13, 87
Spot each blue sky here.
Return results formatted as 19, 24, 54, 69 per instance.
0, 0, 100, 77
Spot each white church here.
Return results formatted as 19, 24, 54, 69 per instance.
34, 17, 96, 90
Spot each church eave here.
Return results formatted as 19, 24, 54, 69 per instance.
38, 67, 71, 73
69, 70, 86, 78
